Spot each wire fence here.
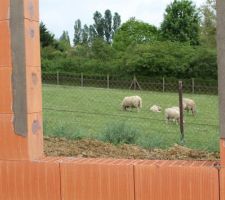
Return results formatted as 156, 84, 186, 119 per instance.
42, 72, 219, 152
42, 72, 218, 95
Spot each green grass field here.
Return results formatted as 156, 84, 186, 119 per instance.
43, 84, 219, 152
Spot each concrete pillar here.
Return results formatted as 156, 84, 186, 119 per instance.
0, 0, 43, 160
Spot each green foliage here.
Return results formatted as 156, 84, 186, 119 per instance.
41, 5, 217, 80
93, 11, 105, 39
113, 18, 159, 51
40, 22, 55, 48
200, 0, 216, 47
58, 31, 71, 51
121, 41, 216, 78
160, 0, 200, 45
45, 122, 86, 140
100, 121, 140, 145
73, 19, 82, 46
113, 12, 121, 37
138, 134, 165, 149
104, 9, 112, 43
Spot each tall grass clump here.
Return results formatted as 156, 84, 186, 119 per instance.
44, 121, 86, 140
100, 121, 140, 145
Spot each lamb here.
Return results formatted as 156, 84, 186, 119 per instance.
150, 105, 162, 113
121, 95, 142, 112
165, 107, 183, 124
183, 98, 196, 115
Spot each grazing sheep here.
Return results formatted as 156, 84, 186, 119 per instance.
170, 106, 180, 111
165, 107, 183, 124
150, 105, 162, 113
121, 95, 142, 112
183, 98, 196, 115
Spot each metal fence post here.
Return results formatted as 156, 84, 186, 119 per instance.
81, 73, 83, 87
163, 77, 165, 92
179, 81, 184, 144
107, 74, 109, 89
192, 78, 195, 94
57, 71, 59, 85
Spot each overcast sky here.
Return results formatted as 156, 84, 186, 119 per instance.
40, 0, 206, 41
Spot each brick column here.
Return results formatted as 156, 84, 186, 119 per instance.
0, 0, 43, 160
217, 0, 225, 166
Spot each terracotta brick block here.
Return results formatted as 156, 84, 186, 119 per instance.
220, 167, 225, 200
135, 160, 219, 200
0, 68, 12, 113
0, 113, 43, 160
0, 20, 11, 67
24, 20, 41, 67
26, 67, 42, 113
0, 114, 28, 160
220, 139, 225, 166
24, 0, 39, 21
0, 159, 61, 200
27, 112, 43, 159
0, 0, 10, 20
60, 158, 135, 200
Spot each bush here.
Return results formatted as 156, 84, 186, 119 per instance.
138, 134, 165, 149
100, 121, 140, 145
44, 122, 86, 140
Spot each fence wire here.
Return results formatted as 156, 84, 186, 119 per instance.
42, 72, 219, 152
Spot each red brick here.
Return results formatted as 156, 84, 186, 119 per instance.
134, 160, 219, 200
24, 20, 41, 67
60, 158, 135, 200
0, 159, 61, 200
0, 21, 11, 67
0, 0, 10, 20
24, 0, 39, 21
0, 113, 43, 160
26, 67, 42, 113
0, 68, 12, 113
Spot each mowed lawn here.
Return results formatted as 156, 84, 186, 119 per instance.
42, 84, 219, 152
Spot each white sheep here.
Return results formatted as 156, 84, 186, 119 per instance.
150, 105, 162, 113
165, 107, 183, 124
121, 95, 142, 112
183, 98, 196, 115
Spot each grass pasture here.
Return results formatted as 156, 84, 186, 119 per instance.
43, 84, 219, 152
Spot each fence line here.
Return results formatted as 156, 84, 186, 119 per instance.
42, 72, 218, 95
44, 107, 218, 128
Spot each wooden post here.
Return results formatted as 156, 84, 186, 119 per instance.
134, 75, 136, 91
179, 81, 184, 144
81, 73, 84, 87
107, 74, 109, 89
57, 71, 59, 85
0, 0, 43, 160
192, 78, 195, 94
163, 77, 165, 93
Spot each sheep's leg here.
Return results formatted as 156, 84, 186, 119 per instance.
191, 108, 195, 116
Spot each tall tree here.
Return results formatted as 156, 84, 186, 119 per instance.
40, 22, 55, 48
112, 12, 121, 37
113, 18, 158, 51
104, 9, 112, 43
73, 19, 82, 46
160, 0, 200, 45
82, 24, 89, 44
59, 31, 70, 44
58, 30, 71, 51
93, 11, 105, 38
200, 0, 216, 47
89, 25, 97, 44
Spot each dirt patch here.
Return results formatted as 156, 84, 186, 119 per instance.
44, 137, 219, 161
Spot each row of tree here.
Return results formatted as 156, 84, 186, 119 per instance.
41, 0, 217, 79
